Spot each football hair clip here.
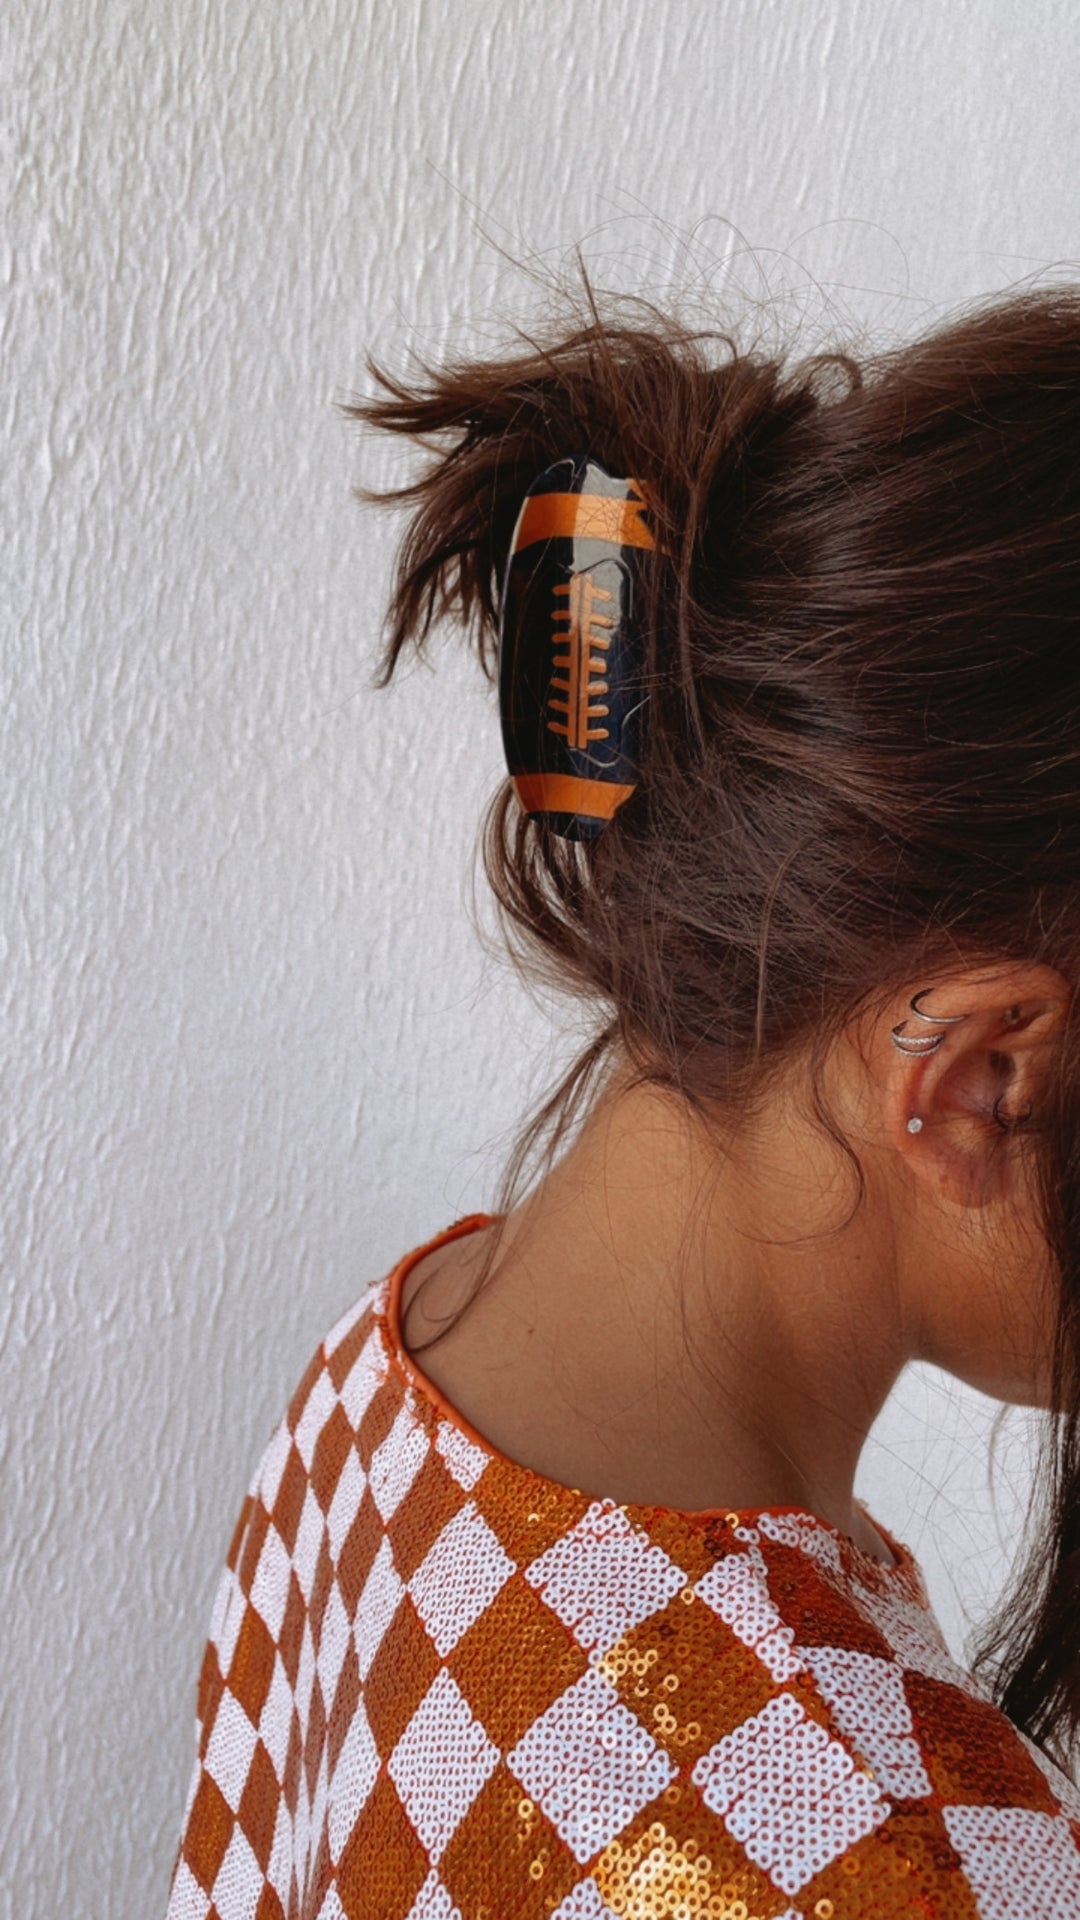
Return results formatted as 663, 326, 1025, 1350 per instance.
496, 455, 655, 841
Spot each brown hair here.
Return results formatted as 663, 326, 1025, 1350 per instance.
339, 282, 1080, 1776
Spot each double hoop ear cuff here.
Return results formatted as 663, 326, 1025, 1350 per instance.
889, 988, 970, 1058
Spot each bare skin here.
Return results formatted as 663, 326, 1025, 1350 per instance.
400, 962, 1071, 1568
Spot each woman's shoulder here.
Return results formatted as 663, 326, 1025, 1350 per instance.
170, 1221, 1080, 1920
233, 1219, 493, 1574
243, 1213, 485, 1481
252, 1268, 393, 1498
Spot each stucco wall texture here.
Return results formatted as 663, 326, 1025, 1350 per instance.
6, 0, 1080, 1910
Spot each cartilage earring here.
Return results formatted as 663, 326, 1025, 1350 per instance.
890, 989, 970, 1057
906, 1116, 923, 1134
909, 989, 969, 1025
891, 1026, 946, 1057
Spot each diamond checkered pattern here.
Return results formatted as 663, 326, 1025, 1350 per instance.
166, 1216, 1080, 1919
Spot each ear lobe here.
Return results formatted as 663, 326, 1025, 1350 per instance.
890, 1044, 1017, 1208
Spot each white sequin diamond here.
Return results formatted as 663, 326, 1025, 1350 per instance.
267, 1796, 294, 1904
524, 1500, 686, 1654
294, 1616, 318, 1730
755, 1510, 844, 1577
315, 1579, 351, 1711
248, 1522, 292, 1641
291, 1766, 312, 1904
800, 1645, 931, 1799
695, 1547, 802, 1684
942, 1804, 1080, 1917
328, 1695, 380, 1863
692, 1690, 889, 1896
294, 1368, 340, 1471
257, 1420, 293, 1510
507, 1666, 677, 1866
308, 1745, 330, 1882
211, 1566, 247, 1677
204, 1688, 258, 1814
210, 1825, 262, 1920
848, 1579, 970, 1691
324, 1283, 379, 1357
435, 1419, 489, 1492
370, 1402, 430, 1521
550, 1878, 621, 1918
388, 1668, 500, 1863
404, 1869, 466, 1919
258, 1652, 295, 1782
355, 1534, 404, 1680
1017, 1726, 1080, 1823
166, 1859, 212, 1919
326, 1448, 367, 1560
408, 1502, 515, 1656
338, 1326, 387, 1430
293, 1486, 327, 1603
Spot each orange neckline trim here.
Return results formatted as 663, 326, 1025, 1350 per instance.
379, 1212, 914, 1579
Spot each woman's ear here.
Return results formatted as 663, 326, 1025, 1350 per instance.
878, 962, 1072, 1209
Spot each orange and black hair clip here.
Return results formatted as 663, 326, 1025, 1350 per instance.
496, 455, 655, 841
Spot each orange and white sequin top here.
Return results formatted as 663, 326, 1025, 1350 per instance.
166, 1214, 1080, 1920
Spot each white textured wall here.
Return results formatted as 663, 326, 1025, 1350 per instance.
5, 1, 1077, 1910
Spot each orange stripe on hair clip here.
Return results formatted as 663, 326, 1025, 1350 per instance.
513, 489, 655, 553
513, 771, 637, 821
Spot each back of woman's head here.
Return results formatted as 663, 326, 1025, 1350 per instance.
352, 290, 1080, 1094
340, 281, 1080, 1773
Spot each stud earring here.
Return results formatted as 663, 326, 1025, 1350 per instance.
906, 1116, 923, 1134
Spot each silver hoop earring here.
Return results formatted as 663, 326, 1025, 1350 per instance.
890, 989, 970, 1057
890, 1027, 946, 1057
909, 989, 970, 1026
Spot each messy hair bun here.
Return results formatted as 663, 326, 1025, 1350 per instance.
340, 284, 1080, 1775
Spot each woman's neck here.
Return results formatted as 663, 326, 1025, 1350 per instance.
402, 1064, 912, 1561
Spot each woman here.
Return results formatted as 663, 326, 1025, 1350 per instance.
166, 286, 1080, 1917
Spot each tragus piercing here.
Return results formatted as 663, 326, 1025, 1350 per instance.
890, 989, 971, 1057
906, 1116, 924, 1134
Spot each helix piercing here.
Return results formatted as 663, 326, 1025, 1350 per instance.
909, 989, 971, 1026
891, 1027, 946, 1057
890, 990, 971, 1057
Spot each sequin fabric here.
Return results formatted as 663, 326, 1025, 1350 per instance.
166, 1215, 1080, 1919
